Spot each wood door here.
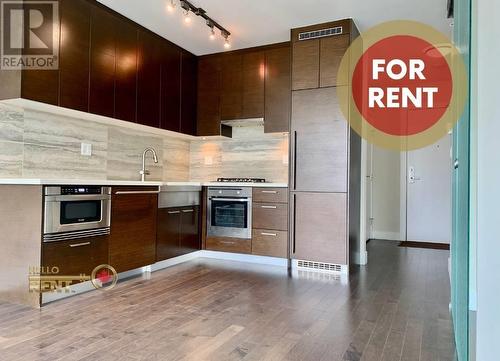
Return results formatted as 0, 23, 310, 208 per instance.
59, 0, 90, 112
89, 4, 116, 118
291, 192, 347, 264
220, 53, 242, 120
109, 187, 158, 273
179, 206, 200, 255
160, 44, 181, 132
42, 235, 109, 283
319, 34, 350, 87
156, 208, 181, 261
137, 31, 161, 128
264, 46, 291, 133
292, 39, 319, 90
114, 18, 138, 122
197, 56, 221, 136
180, 51, 198, 135
252, 203, 288, 231
291, 87, 348, 193
241, 51, 265, 119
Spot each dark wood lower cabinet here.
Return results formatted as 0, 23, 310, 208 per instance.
206, 237, 252, 254
108, 187, 158, 273
42, 236, 109, 284
157, 206, 200, 262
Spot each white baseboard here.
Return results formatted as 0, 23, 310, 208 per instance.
151, 251, 204, 272
372, 231, 402, 241
199, 250, 288, 267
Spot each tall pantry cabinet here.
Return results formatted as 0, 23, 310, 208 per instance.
289, 19, 362, 268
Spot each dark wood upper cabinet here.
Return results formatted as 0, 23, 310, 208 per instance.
319, 34, 350, 87
292, 39, 320, 91
59, 0, 90, 112
264, 46, 291, 133
181, 51, 198, 135
197, 56, 222, 136
89, 4, 117, 118
160, 44, 181, 132
137, 30, 161, 128
114, 18, 138, 123
241, 51, 265, 119
220, 53, 243, 120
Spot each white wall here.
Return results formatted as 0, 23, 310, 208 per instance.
370, 145, 402, 240
474, 0, 500, 358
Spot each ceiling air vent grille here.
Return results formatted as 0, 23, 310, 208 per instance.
297, 260, 342, 273
298, 26, 343, 41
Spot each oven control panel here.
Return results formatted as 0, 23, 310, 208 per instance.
60, 186, 102, 195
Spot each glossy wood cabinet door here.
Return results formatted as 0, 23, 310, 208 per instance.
181, 51, 198, 135
42, 235, 109, 283
59, 0, 90, 112
114, 18, 138, 123
160, 44, 181, 132
291, 192, 347, 264
197, 56, 222, 136
109, 187, 158, 273
220, 53, 243, 120
157, 208, 181, 261
157, 206, 200, 261
179, 207, 200, 255
89, 4, 116, 118
291, 87, 348, 193
264, 46, 291, 133
292, 39, 320, 90
137, 31, 161, 128
319, 34, 350, 87
241, 51, 265, 119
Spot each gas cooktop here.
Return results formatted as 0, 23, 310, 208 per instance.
216, 178, 266, 183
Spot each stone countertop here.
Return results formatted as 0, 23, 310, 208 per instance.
0, 179, 288, 188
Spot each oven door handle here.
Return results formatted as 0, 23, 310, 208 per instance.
209, 198, 250, 202
45, 195, 111, 202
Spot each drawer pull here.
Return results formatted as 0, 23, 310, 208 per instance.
168, 210, 181, 214
220, 241, 235, 245
69, 242, 91, 248
182, 209, 194, 213
115, 190, 160, 195
261, 190, 278, 194
261, 232, 277, 237
261, 205, 277, 209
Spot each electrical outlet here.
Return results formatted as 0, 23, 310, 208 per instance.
81, 143, 92, 156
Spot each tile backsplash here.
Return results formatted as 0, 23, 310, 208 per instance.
0, 103, 288, 183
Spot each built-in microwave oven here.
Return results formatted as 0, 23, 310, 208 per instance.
43, 186, 111, 242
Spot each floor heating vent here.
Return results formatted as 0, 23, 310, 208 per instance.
298, 26, 343, 41
297, 260, 343, 273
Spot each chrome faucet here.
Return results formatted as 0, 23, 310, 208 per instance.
140, 147, 159, 182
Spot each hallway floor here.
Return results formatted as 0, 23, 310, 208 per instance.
0, 240, 456, 360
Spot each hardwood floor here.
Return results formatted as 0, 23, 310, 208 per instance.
0, 240, 456, 361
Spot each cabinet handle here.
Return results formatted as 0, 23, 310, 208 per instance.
115, 190, 160, 195
261, 190, 278, 194
261, 205, 277, 209
168, 210, 181, 214
292, 194, 297, 254
293, 131, 297, 191
220, 241, 235, 245
261, 232, 277, 237
69, 242, 91, 248
182, 209, 194, 213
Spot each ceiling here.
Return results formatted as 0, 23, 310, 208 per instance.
96, 0, 452, 56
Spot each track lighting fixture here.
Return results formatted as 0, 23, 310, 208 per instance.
173, 0, 231, 48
